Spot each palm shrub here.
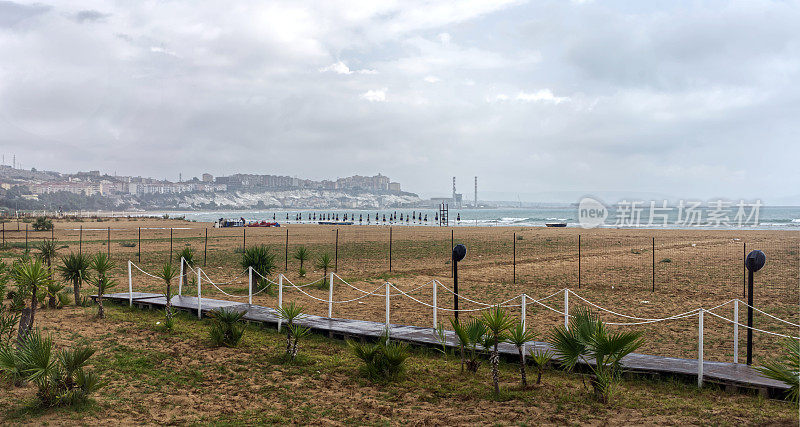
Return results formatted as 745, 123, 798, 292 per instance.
529, 348, 554, 385
347, 329, 409, 382
207, 308, 245, 347
40, 281, 69, 309
37, 239, 58, 270
0, 311, 19, 345
507, 323, 536, 387
58, 253, 91, 307
36, 240, 60, 308
481, 306, 515, 394
314, 253, 333, 289
155, 263, 178, 330
88, 253, 115, 319
756, 338, 799, 402
240, 245, 276, 292
0, 330, 102, 406
293, 246, 310, 277
276, 302, 310, 361
12, 257, 52, 342
176, 246, 195, 289
548, 307, 644, 404
450, 317, 488, 373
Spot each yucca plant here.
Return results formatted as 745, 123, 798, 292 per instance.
314, 253, 333, 289
433, 322, 448, 355
240, 245, 276, 292
0, 330, 102, 406
530, 348, 554, 385
347, 329, 409, 382
155, 263, 178, 330
207, 308, 245, 347
0, 311, 20, 346
37, 239, 58, 271
58, 253, 91, 306
450, 317, 488, 373
481, 306, 515, 394
176, 246, 195, 289
12, 257, 52, 341
276, 302, 309, 361
756, 338, 799, 402
293, 246, 310, 277
507, 323, 537, 387
88, 253, 115, 319
41, 281, 68, 309
548, 307, 644, 404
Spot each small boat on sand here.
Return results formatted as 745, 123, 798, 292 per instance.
246, 221, 280, 227
545, 222, 567, 227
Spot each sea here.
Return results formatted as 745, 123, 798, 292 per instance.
137, 205, 800, 231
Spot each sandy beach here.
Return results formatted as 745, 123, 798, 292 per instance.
2, 217, 798, 364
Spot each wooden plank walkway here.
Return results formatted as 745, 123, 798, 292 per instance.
99, 292, 789, 396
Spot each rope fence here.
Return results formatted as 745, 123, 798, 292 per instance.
126, 259, 800, 385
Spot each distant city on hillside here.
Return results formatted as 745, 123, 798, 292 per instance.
0, 164, 421, 212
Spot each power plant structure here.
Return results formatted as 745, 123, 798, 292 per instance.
474, 176, 477, 208
451, 176, 463, 209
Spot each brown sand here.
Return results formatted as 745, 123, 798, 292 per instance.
2, 217, 798, 364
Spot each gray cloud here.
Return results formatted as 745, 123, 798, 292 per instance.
72, 9, 111, 24
0, 1, 49, 28
0, 0, 798, 202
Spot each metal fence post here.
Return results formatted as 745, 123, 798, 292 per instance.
248, 266, 253, 305
564, 289, 569, 329
698, 308, 704, 387
578, 235, 581, 289
652, 237, 655, 292
335, 228, 338, 273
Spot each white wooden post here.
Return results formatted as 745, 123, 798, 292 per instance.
197, 267, 202, 319
248, 266, 253, 305
385, 282, 390, 328
328, 272, 334, 318
698, 308, 704, 388
564, 289, 569, 329
178, 257, 184, 296
277, 275, 284, 332
432, 281, 438, 329
733, 300, 739, 364
521, 293, 527, 360
128, 260, 133, 307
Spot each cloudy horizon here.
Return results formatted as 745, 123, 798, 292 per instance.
1, 0, 798, 203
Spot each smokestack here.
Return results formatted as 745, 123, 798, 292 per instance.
452, 176, 456, 201
474, 176, 477, 208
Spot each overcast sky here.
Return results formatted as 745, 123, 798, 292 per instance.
1, 0, 798, 202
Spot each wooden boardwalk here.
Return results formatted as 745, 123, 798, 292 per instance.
99, 292, 789, 397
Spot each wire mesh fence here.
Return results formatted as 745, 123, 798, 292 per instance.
1, 222, 797, 305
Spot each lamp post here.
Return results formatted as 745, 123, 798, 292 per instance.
744, 249, 766, 365
452, 244, 467, 321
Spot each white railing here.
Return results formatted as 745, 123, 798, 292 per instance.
126, 260, 799, 388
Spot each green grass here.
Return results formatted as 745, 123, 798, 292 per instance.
2, 302, 796, 424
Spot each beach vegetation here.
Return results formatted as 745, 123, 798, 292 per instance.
240, 245, 276, 292
347, 329, 409, 382
207, 308, 245, 347
548, 307, 644, 404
